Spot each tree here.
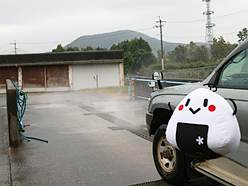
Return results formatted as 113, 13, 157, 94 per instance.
167, 45, 188, 63
194, 45, 209, 63
187, 41, 198, 62
110, 40, 130, 52
211, 36, 237, 62
110, 37, 155, 74
123, 52, 134, 74
66, 46, 79, 51
129, 38, 152, 54
237, 28, 248, 44
82, 46, 94, 51
187, 42, 209, 63
52, 44, 80, 52
157, 49, 165, 62
52, 44, 65, 52
130, 38, 155, 71
95, 47, 108, 50
132, 49, 155, 71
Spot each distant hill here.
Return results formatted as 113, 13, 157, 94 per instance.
65, 30, 187, 56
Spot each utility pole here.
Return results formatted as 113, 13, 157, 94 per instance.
155, 16, 166, 70
10, 41, 17, 54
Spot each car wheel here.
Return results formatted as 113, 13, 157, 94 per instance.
153, 125, 188, 185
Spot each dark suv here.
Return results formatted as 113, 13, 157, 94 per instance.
146, 40, 248, 185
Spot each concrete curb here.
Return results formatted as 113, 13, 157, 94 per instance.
0, 151, 11, 186
0, 107, 11, 186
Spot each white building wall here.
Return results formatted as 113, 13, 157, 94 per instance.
72, 63, 121, 90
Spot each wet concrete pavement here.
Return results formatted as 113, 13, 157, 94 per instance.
0, 91, 224, 186
1, 91, 162, 186
0, 95, 11, 186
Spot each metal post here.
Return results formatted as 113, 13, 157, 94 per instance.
96, 75, 98, 88
94, 75, 99, 88
18, 67, 22, 89
128, 78, 132, 99
44, 66, 47, 91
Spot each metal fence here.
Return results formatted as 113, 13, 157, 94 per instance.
163, 66, 216, 80
127, 77, 192, 100
127, 66, 216, 100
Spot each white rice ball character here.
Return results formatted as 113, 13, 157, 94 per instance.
166, 88, 241, 159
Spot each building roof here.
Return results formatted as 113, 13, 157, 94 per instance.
0, 50, 123, 67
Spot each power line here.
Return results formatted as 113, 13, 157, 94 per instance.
161, 4, 205, 18
167, 19, 205, 24
165, 35, 205, 39
213, 9, 248, 20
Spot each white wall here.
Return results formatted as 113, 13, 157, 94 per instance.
72, 63, 121, 90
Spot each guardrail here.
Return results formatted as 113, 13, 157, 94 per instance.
127, 77, 191, 100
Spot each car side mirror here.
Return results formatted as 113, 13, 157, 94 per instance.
152, 71, 163, 90
148, 81, 155, 88
152, 71, 163, 80
148, 81, 158, 92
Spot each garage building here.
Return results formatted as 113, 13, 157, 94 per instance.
0, 50, 124, 93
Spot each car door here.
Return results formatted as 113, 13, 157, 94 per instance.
213, 47, 248, 168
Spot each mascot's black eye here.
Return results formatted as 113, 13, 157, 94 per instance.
185, 99, 190, 107
203, 99, 208, 107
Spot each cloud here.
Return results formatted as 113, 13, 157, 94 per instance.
1, 0, 248, 54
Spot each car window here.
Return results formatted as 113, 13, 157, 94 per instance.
218, 48, 248, 89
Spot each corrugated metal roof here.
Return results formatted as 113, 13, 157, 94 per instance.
0, 50, 123, 67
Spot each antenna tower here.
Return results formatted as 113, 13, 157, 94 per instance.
203, 0, 215, 45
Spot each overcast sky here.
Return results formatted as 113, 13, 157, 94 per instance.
1, 0, 248, 55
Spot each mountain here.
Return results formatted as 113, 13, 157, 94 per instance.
65, 30, 185, 56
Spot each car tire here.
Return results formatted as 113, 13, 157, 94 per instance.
153, 125, 188, 185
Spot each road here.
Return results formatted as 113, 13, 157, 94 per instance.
8, 91, 162, 186
0, 91, 222, 186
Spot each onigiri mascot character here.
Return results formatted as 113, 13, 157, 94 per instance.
166, 88, 241, 159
